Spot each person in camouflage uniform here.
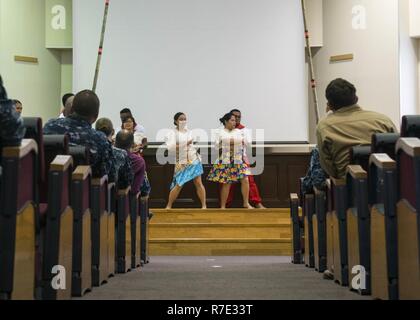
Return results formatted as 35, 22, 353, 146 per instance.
43, 90, 116, 179
0, 75, 25, 161
301, 147, 328, 195
0, 75, 25, 193
95, 118, 133, 190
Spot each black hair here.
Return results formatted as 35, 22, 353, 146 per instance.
120, 108, 132, 115
115, 130, 134, 151
219, 112, 235, 125
95, 118, 114, 137
0, 75, 8, 100
325, 78, 358, 110
121, 115, 137, 130
173, 112, 185, 126
62, 93, 74, 107
230, 109, 241, 114
72, 90, 100, 119
12, 99, 22, 105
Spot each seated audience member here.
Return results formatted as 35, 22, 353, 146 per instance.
115, 130, 146, 195
95, 118, 133, 189
13, 99, 23, 115
43, 90, 116, 179
63, 95, 75, 118
316, 78, 397, 179
59, 93, 74, 118
0, 76, 25, 166
122, 116, 147, 154
301, 147, 328, 195
120, 108, 148, 147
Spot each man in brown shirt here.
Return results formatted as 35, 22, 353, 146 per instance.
316, 78, 397, 179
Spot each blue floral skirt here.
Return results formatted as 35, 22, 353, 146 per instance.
170, 160, 204, 190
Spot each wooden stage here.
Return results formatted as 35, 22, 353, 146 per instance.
149, 209, 292, 256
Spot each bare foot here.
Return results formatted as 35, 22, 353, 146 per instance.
255, 203, 266, 209
201, 207, 207, 210
244, 203, 254, 209
165, 207, 172, 210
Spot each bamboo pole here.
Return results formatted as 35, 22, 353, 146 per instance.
301, 0, 320, 125
92, 0, 110, 92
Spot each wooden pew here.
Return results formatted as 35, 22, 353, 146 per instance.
401, 115, 420, 138
0, 140, 38, 300
71, 166, 92, 297
107, 183, 116, 277
130, 193, 142, 269
346, 165, 371, 295
330, 178, 349, 286
41, 156, 73, 300
68, 146, 90, 167
350, 145, 371, 172
303, 193, 315, 268
23, 118, 46, 185
369, 154, 398, 300
42, 135, 69, 195
290, 193, 303, 264
326, 180, 335, 276
396, 138, 420, 299
313, 188, 327, 273
91, 175, 110, 287
371, 133, 400, 160
140, 197, 150, 265
116, 187, 132, 274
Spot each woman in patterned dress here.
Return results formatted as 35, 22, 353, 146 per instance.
207, 112, 253, 209
165, 112, 207, 209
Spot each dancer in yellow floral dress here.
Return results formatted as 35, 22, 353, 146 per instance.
207, 112, 253, 209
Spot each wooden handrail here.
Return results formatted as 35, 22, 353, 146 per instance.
50, 155, 73, 172
369, 153, 396, 170
72, 166, 92, 181
2, 139, 38, 158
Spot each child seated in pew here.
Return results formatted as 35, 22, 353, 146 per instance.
95, 118, 133, 190
301, 147, 328, 195
115, 130, 146, 195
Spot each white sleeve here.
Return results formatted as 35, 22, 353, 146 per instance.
165, 130, 177, 152
213, 129, 222, 149
243, 128, 252, 147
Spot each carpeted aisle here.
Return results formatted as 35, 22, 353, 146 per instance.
79, 257, 370, 300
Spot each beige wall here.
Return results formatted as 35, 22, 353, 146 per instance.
61, 50, 73, 97
400, 0, 419, 117
410, 0, 420, 37
306, 0, 323, 47
0, 0, 71, 121
308, 0, 401, 142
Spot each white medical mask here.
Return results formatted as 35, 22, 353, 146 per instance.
178, 120, 187, 130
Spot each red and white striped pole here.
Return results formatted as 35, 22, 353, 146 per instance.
93, 0, 110, 92
301, 0, 320, 125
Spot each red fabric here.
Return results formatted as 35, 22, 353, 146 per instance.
17, 152, 35, 210
224, 122, 262, 206
226, 174, 262, 207
399, 152, 416, 208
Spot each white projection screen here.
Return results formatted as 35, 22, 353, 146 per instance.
73, 0, 308, 142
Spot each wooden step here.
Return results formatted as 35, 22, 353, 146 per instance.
151, 210, 290, 224
150, 238, 291, 256
150, 223, 291, 239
